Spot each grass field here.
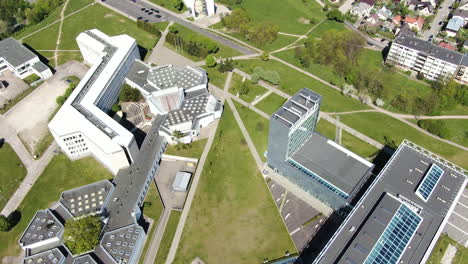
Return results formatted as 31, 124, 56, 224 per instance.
57, 51, 84, 66
441, 119, 468, 148
165, 139, 207, 159
22, 23, 59, 51
154, 210, 182, 264
339, 112, 468, 168
148, 0, 186, 13
218, 30, 300, 52
173, 105, 295, 263
229, 73, 268, 103
0, 155, 112, 260
201, 65, 228, 88
139, 182, 164, 264
166, 23, 242, 60
342, 131, 379, 159
0, 143, 27, 211
307, 20, 347, 39
255, 93, 287, 115
223, 0, 326, 35
315, 119, 336, 139
15, 7, 62, 40
233, 101, 269, 161
273, 49, 434, 114
64, 0, 94, 16
234, 59, 371, 112
427, 234, 468, 264
59, 4, 158, 51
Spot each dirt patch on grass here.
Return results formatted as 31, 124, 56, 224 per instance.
298, 17, 310, 24
104, 13, 113, 18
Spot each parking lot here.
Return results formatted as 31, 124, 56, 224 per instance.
0, 71, 29, 107
268, 180, 326, 250
444, 187, 468, 247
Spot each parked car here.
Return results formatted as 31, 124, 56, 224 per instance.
429, 35, 434, 41
141, 7, 145, 11
148, 11, 153, 15
155, 14, 162, 18
439, 21, 443, 25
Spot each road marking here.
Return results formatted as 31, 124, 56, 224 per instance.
452, 211, 468, 222
447, 221, 468, 236
457, 201, 468, 209
290, 227, 301, 236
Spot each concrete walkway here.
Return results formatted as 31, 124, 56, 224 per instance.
0, 114, 57, 216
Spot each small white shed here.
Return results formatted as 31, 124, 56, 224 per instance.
172, 172, 192, 192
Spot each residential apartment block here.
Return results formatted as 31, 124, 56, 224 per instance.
386, 34, 463, 81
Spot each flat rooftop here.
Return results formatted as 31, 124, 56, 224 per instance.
24, 248, 64, 264
272, 88, 321, 128
100, 224, 144, 264
20, 210, 63, 247
314, 141, 467, 264
291, 133, 373, 195
59, 180, 114, 218
147, 65, 206, 90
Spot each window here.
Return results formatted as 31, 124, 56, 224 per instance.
416, 164, 444, 202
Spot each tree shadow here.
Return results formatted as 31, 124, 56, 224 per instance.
0, 138, 4, 148
7, 210, 21, 230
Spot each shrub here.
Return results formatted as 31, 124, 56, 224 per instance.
111, 104, 121, 113
64, 215, 102, 255
418, 120, 450, 138
169, 25, 179, 34
0, 215, 10, 232
250, 73, 260, 84
327, 9, 344, 22
253, 67, 280, 85
205, 54, 217, 67
136, 20, 162, 36
239, 82, 250, 95
260, 52, 270, 61
416, 72, 425, 80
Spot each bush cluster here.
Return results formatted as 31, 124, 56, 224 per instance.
56, 82, 77, 105
136, 20, 162, 36
166, 28, 219, 59
253, 66, 280, 85
417, 120, 450, 138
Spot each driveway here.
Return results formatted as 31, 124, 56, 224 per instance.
101, 0, 255, 55
421, 0, 457, 40
5, 61, 88, 153
0, 71, 29, 107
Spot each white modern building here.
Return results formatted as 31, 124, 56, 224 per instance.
126, 61, 222, 144
0, 37, 52, 80
386, 34, 463, 81
183, 0, 215, 18
49, 29, 140, 174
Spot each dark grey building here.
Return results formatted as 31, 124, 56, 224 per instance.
267, 88, 374, 210
313, 140, 467, 264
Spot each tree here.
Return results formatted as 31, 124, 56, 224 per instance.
64, 215, 101, 255
205, 54, 216, 67
169, 25, 179, 34
172, 0, 184, 11
119, 84, 142, 102
416, 72, 425, 80
0, 215, 10, 232
248, 21, 279, 46
250, 73, 260, 84
239, 82, 250, 95
326, 9, 344, 22
222, 8, 250, 32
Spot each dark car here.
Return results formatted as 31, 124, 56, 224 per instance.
148, 11, 153, 15
141, 7, 145, 11
137, 16, 143, 20
155, 14, 162, 18
439, 21, 443, 25
429, 35, 434, 41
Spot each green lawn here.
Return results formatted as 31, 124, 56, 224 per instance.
273, 48, 433, 114
339, 112, 468, 169
59, 4, 158, 51
64, 0, 94, 16
166, 23, 242, 60
229, 73, 268, 103
165, 139, 207, 159
441, 119, 468, 148
427, 234, 468, 264
218, 30, 300, 52
57, 51, 83, 66
234, 59, 371, 112
308, 20, 347, 39
233, 101, 269, 161
173, 105, 295, 264
316, 119, 336, 140
255, 92, 286, 115
148, 0, 186, 13
0, 143, 27, 211
139, 182, 164, 264
223, 0, 326, 35
0, 155, 112, 260
21, 23, 59, 51
154, 210, 182, 264
341, 131, 379, 159
201, 65, 228, 88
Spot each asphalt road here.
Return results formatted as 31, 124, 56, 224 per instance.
421, 0, 457, 40
103, 0, 255, 55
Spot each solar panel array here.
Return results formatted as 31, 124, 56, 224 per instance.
364, 204, 422, 264
416, 164, 444, 201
